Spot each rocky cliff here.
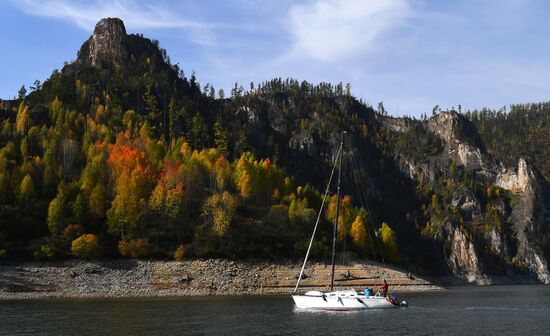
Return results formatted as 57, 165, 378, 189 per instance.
395, 112, 550, 283
73, 17, 176, 77
427, 112, 498, 180
499, 159, 550, 283
77, 18, 128, 68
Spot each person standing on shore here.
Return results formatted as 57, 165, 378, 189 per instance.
380, 279, 388, 297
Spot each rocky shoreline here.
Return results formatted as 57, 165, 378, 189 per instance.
0, 259, 443, 299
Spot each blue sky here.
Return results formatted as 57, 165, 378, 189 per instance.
1, 0, 550, 117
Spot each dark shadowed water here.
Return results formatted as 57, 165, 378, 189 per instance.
1, 285, 550, 335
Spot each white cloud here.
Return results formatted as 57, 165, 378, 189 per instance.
13, 0, 219, 45
287, 0, 413, 62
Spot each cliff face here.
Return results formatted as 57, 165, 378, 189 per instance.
74, 17, 169, 74
446, 226, 486, 283
77, 18, 128, 68
427, 112, 498, 179
501, 159, 550, 283
496, 159, 536, 194
400, 112, 550, 283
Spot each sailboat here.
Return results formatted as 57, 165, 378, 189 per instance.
292, 131, 407, 310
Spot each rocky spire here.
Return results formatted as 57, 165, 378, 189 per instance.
78, 17, 129, 68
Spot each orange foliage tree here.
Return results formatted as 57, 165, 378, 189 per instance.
106, 134, 156, 238
149, 160, 185, 221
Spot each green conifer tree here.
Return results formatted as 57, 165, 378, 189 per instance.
213, 114, 229, 157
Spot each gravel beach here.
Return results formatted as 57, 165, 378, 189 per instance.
0, 259, 442, 299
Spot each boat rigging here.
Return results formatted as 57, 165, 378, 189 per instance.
292, 131, 407, 310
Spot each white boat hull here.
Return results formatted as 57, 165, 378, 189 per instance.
292, 290, 400, 310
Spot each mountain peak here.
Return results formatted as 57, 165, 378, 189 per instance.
77, 17, 129, 68
93, 17, 127, 38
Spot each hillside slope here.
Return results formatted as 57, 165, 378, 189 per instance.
0, 18, 548, 283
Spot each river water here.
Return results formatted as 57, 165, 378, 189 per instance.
1, 285, 549, 335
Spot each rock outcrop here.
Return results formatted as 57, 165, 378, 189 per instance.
398, 111, 550, 283
446, 227, 487, 283
74, 17, 168, 73
77, 18, 128, 68
496, 158, 533, 194
450, 186, 480, 222
501, 159, 550, 283
427, 112, 498, 179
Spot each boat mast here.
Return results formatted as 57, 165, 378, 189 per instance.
293, 139, 341, 294
330, 131, 345, 291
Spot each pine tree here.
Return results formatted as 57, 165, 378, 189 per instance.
18, 85, 27, 100
73, 194, 85, 223
0, 173, 10, 205
143, 84, 159, 136
449, 160, 457, 179
88, 183, 106, 218
234, 130, 248, 156
213, 114, 229, 157
168, 97, 177, 146
189, 113, 208, 150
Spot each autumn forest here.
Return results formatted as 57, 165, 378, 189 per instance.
1, 18, 549, 279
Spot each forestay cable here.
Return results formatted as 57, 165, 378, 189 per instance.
293, 141, 342, 293
345, 136, 385, 265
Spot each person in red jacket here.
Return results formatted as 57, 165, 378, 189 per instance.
380, 279, 389, 297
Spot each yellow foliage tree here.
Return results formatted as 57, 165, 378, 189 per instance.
380, 222, 399, 264
173, 244, 187, 261
202, 191, 238, 237
95, 104, 105, 122
19, 174, 35, 200
49, 96, 62, 122
180, 142, 191, 156
71, 234, 101, 259
15, 102, 30, 135
238, 170, 252, 199
214, 156, 232, 191
350, 215, 367, 249
326, 195, 353, 240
